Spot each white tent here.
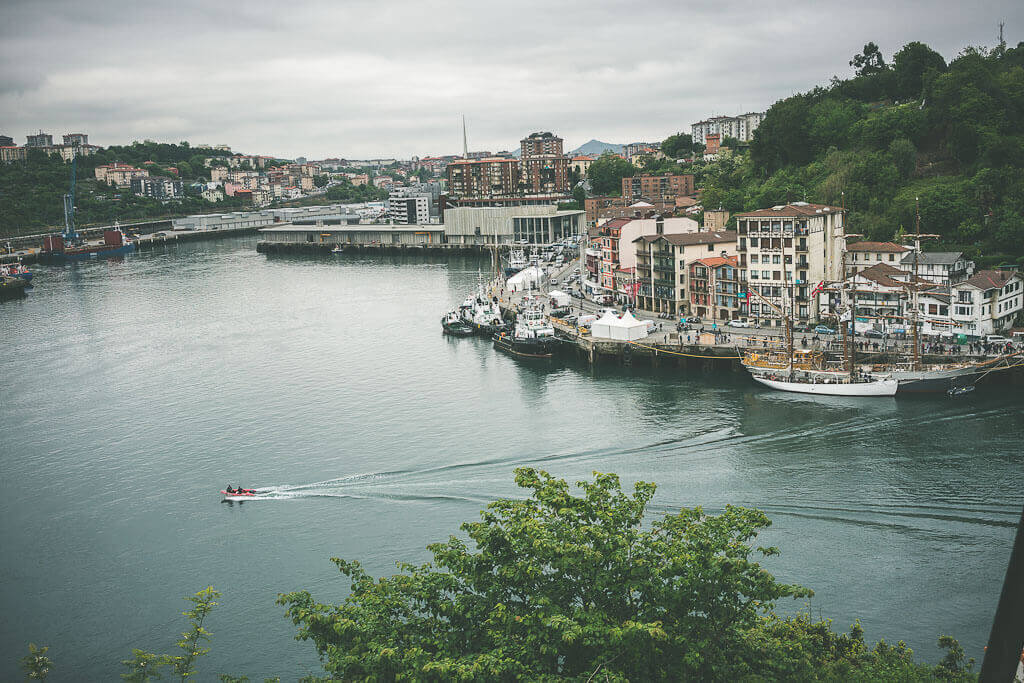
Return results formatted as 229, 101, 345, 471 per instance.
590, 311, 621, 339
615, 310, 649, 341
591, 310, 648, 341
507, 266, 543, 293
548, 290, 570, 307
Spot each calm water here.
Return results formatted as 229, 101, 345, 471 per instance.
1, 235, 1021, 680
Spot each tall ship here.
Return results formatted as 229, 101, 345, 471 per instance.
740, 281, 897, 397
742, 347, 898, 396
493, 303, 557, 359
39, 155, 135, 264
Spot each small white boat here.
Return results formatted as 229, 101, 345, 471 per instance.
750, 374, 898, 396
331, 246, 343, 254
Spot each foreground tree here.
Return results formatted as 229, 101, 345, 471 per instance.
19, 643, 52, 681
121, 586, 220, 681
280, 469, 817, 680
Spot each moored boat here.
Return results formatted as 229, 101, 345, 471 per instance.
493, 303, 557, 358
441, 310, 475, 336
749, 371, 898, 396
0, 262, 32, 282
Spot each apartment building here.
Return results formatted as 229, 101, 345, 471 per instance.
520, 131, 563, 157
621, 174, 695, 201
95, 163, 150, 187
949, 270, 1024, 337
520, 154, 569, 194
734, 202, 847, 327
691, 112, 766, 145
688, 256, 741, 321
130, 176, 183, 199
632, 229, 736, 314
26, 131, 53, 147
845, 241, 911, 275
446, 157, 520, 198
387, 186, 431, 224
899, 251, 975, 285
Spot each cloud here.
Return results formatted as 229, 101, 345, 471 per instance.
0, 0, 1021, 158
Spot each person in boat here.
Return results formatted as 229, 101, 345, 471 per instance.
226, 485, 235, 493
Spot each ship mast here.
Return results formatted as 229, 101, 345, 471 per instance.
904, 198, 939, 371
63, 150, 78, 243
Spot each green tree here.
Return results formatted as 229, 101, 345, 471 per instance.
893, 41, 947, 99
280, 468, 814, 681
313, 175, 328, 188
850, 41, 888, 77
19, 643, 53, 681
121, 587, 220, 682
661, 132, 694, 158
586, 153, 636, 195
890, 137, 917, 179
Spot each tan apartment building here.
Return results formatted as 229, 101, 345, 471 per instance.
632, 230, 737, 314
845, 241, 910, 276
734, 202, 847, 327
688, 256, 741, 321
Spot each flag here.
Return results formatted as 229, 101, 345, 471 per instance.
810, 280, 825, 297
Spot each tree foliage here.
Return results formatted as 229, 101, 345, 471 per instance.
718, 39, 1024, 267
19, 643, 53, 681
586, 153, 637, 195
120, 587, 220, 682
661, 132, 694, 159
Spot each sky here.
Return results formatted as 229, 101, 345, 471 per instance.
1, 0, 1021, 160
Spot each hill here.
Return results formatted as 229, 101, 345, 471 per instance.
569, 139, 624, 156
692, 39, 1024, 268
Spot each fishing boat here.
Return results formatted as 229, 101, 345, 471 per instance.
0, 275, 29, 300
459, 275, 508, 335
0, 261, 32, 282
441, 310, 475, 336
493, 302, 557, 358
504, 248, 527, 277
38, 155, 136, 264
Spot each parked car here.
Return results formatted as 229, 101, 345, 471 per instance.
727, 319, 752, 328
685, 316, 701, 324
864, 329, 884, 339
814, 325, 838, 335
985, 335, 1011, 344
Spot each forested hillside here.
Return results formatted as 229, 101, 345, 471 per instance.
0, 142, 251, 238
697, 39, 1024, 267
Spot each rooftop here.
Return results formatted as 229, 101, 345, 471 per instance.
900, 251, 964, 265
735, 202, 846, 218
846, 241, 909, 253
961, 269, 1020, 291
634, 230, 736, 246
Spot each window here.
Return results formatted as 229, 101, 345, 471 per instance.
762, 270, 770, 279
750, 255, 758, 263
707, 244, 714, 251
888, 253, 895, 261
773, 271, 781, 280
958, 291, 971, 303
772, 255, 781, 264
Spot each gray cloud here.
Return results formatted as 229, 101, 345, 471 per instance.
1, 0, 1021, 158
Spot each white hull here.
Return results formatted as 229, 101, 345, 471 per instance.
751, 375, 898, 396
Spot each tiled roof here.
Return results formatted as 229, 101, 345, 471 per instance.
961, 269, 1020, 291
846, 241, 909, 253
900, 251, 963, 265
854, 263, 934, 290
735, 203, 845, 218
634, 230, 736, 246
692, 256, 737, 267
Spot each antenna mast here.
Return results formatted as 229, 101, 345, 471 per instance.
462, 115, 468, 159
905, 198, 940, 371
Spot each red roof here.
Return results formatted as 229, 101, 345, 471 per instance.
962, 269, 1020, 291
846, 241, 908, 253
692, 255, 737, 267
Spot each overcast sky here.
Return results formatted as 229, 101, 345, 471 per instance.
1, 0, 1021, 159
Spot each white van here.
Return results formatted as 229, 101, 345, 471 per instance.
985, 335, 1011, 344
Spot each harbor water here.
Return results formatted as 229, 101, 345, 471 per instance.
1, 235, 1021, 680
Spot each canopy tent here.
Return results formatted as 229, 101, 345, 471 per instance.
507, 266, 543, 293
591, 310, 649, 341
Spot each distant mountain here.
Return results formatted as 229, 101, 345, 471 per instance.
568, 140, 624, 157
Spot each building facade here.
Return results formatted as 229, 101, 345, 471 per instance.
26, 131, 53, 147
691, 112, 766, 145
442, 205, 584, 245
899, 251, 975, 285
446, 157, 519, 198
845, 241, 911, 275
632, 230, 737, 314
520, 132, 563, 157
688, 256, 740, 321
734, 203, 847, 326
130, 176, 183, 199
949, 270, 1023, 337
621, 174, 695, 201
